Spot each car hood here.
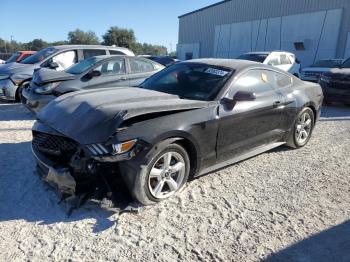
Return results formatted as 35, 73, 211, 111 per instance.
32, 68, 76, 84
0, 62, 35, 76
38, 87, 210, 144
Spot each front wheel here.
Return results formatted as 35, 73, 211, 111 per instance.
287, 107, 314, 148
132, 142, 190, 205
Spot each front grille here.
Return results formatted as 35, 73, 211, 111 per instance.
32, 131, 79, 160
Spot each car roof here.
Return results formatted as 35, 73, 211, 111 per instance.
184, 58, 264, 71
18, 51, 36, 54
51, 45, 131, 51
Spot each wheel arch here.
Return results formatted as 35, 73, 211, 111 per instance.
151, 131, 201, 179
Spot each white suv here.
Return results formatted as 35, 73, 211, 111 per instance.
237, 51, 301, 77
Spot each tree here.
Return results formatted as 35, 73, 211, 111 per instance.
24, 39, 48, 51
102, 26, 136, 48
68, 29, 99, 45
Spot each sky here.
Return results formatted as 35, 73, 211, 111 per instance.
0, 0, 219, 52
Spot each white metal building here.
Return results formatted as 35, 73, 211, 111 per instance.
177, 0, 350, 66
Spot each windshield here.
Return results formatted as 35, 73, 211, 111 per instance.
237, 53, 268, 63
21, 47, 56, 64
66, 56, 103, 74
6, 52, 20, 63
140, 63, 233, 101
311, 60, 343, 68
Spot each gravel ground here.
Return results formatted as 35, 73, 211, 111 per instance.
0, 102, 349, 262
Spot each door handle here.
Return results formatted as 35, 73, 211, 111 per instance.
273, 101, 282, 108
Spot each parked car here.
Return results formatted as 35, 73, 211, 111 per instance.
32, 59, 323, 206
0, 45, 134, 101
5, 51, 36, 64
319, 57, 350, 105
0, 59, 5, 64
237, 51, 301, 77
300, 59, 344, 82
144, 56, 179, 67
22, 55, 164, 114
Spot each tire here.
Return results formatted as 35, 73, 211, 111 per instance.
286, 107, 315, 149
132, 142, 190, 205
16, 81, 30, 102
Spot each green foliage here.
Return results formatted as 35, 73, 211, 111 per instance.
68, 29, 99, 45
0, 26, 169, 56
102, 26, 136, 49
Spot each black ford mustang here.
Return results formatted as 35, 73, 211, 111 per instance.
32, 59, 323, 205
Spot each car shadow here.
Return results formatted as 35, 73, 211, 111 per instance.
0, 141, 134, 233
0, 101, 34, 121
264, 220, 350, 262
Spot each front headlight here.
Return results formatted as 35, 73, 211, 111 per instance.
87, 139, 137, 156
112, 139, 137, 155
320, 76, 331, 84
34, 82, 61, 94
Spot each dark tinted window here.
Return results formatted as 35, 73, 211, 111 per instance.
95, 58, 126, 75
141, 63, 233, 101
109, 50, 125, 55
21, 47, 57, 64
233, 70, 274, 94
66, 56, 104, 75
237, 53, 268, 63
130, 59, 155, 73
6, 52, 20, 63
83, 49, 106, 59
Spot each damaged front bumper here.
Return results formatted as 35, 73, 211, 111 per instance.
33, 147, 77, 198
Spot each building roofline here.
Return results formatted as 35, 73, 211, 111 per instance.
178, 0, 231, 18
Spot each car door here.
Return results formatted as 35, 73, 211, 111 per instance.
217, 69, 285, 162
86, 57, 129, 89
128, 58, 158, 86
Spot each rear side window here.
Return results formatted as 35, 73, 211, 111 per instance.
109, 50, 125, 55
83, 49, 107, 59
232, 69, 275, 94
273, 71, 293, 88
129, 59, 155, 73
95, 58, 126, 75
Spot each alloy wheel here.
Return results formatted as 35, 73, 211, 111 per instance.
148, 151, 186, 199
295, 112, 312, 145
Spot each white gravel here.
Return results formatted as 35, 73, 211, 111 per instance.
0, 102, 349, 262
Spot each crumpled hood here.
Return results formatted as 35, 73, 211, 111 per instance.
38, 87, 210, 144
32, 68, 76, 85
0, 62, 35, 76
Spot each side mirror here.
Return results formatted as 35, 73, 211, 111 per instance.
88, 70, 102, 78
233, 91, 256, 101
49, 61, 59, 69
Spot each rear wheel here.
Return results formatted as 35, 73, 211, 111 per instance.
132, 142, 190, 205
287, 107, 314, 148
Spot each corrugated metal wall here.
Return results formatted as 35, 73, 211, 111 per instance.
178, 0, 350, 59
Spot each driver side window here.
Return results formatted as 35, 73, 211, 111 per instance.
230, 70, 274, 97
43, 50, 77, 71
266, 56, 281, 66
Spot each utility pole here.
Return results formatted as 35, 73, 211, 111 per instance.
10, 35, 14, 54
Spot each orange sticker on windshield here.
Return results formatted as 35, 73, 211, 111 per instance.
261, 73, 268, 82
